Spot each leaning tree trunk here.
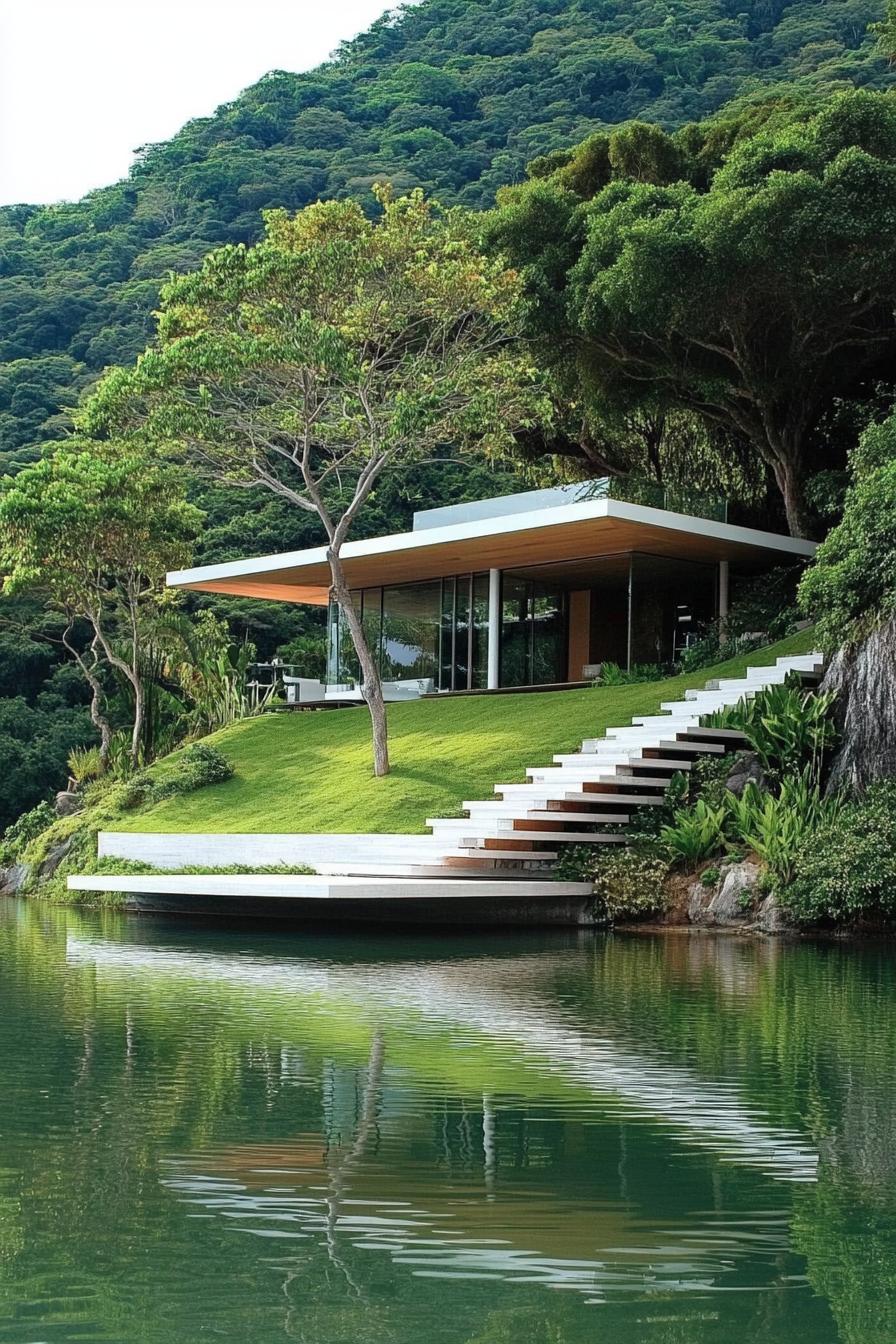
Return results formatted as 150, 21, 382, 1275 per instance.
821, 616, 896, 793
62, 626, 113, 766
327, 549, 390, 778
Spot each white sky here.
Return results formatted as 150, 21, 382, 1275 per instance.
0, 0, 393, 205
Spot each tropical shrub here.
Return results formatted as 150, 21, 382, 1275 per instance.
708, 678, 837, 781
0, 800, 56, 866
67, 745, 105, 785
726, 774, 845, 886
593, 661, 666, 686
557, 842, 670, 924
784, 782, 896, 924
123, 743, 235, 809
660, 799, 728, 863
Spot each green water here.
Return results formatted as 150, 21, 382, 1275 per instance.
2, 900, 895, 1343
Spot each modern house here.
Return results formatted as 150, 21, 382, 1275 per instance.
167, 481, 816, 695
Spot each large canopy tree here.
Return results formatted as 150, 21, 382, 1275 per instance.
0, 445, 202, 767
81, 189, 548, 777
491, 91, 896, 537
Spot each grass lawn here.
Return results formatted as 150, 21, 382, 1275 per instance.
119, 629, 818, 836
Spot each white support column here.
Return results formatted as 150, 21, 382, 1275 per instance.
718, 560, 730, 641
487, 568, 501, 690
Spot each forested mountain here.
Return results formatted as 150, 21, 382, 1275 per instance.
0, 0, 892, 831
1, 0, 891, 478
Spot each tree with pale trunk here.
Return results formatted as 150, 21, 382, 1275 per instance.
81, 188, 549, 777
0, 445, 202, 769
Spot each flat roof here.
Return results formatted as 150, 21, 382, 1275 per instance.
168, 497, 816, 605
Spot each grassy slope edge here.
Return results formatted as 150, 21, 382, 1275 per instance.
116, 631, 819, 836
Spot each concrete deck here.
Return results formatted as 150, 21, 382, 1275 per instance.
66, 873, 598, 926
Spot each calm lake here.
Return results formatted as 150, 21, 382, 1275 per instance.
1, 899, 894, 1343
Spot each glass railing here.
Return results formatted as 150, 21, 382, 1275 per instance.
584, 477, 728, 524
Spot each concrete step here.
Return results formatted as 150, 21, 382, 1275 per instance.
654, 739, 725, 755
680, 726, 749, 744
620, 757, 694, 771
459, 795, 628, 817
559, 790, 663, 805
453, 843, 562, 859
519, 810, 634, 824
460, 834, 623, 850
315, 860, 538, 878
536, 772, 672, 790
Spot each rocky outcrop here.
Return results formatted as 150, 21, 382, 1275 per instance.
823, 616, 896, 791
54, 790, 82, 818
0, 863, 30, 896
724, 752, 766, 798
755, 893, 788, 934
688, 859, 762, 927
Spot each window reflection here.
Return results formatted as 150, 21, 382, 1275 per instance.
380, 582, 441, 681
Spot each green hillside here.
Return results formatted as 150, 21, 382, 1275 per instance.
1, 0, 891, 474
117, 630, 817, 836
0, 0, 887, 835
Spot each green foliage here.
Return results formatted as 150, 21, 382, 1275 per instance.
726, 773, 845, 885
594, 660, 665, 685
720, 677, 838, 779
687, 750, 740, 810
0, 693, 94, 833
784, 780, 896, 923
556, 841, 671, 924
162, 610, 264, 732
700, 865, 721, 887
129, 743, 234, 808
491, 89, 896, 535
660, 798, 729, 863
0, 800, 56, 866
67, 745, 104, 784
799, 408, 896, 646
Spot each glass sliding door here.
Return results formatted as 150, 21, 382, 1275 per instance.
629, 553, 716, 666
440, 576, 473, 692
326, 572, 495, 691
500, 575, 568, 687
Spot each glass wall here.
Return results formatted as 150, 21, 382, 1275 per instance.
629, 553, 716, 666
470, 573, 490, 689
325, 553, 718, 690
380, 582, 441, 680
500, 576, 568, 688
327, 574, 490, 692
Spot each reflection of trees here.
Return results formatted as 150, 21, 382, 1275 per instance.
379, 608, 439, 679
4, 906, 896, 1343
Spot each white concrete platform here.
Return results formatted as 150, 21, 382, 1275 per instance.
66, 873, 598, 927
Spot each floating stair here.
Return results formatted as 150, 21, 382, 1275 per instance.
95, 649, 823, 885
401, 651, 822, 877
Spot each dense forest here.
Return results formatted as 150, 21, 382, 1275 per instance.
0, 0, 894, 829
1, 0, 892, 476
